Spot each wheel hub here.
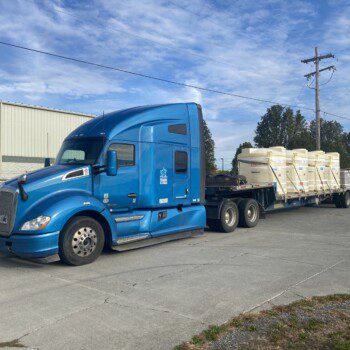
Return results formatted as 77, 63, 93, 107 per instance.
224, 208, 236, 226
72, 227, 97, 257
247, 205, 257, 222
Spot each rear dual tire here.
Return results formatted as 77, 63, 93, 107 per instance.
208, 199, 260, 232
208, 202, 239, 233
335, 191, 350, 209
238, 199, 260, 228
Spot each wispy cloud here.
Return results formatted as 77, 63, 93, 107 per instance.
0, 0, 349, 169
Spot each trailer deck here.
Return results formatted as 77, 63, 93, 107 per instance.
204, 176, 350, 232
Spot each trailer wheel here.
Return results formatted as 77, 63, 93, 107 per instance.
209, 202, 239, 233
239, 199, 260, 228
335, 191, 350, 209
59, 216, 105, 266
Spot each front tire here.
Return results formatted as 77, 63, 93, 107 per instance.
59, 216, 105, 266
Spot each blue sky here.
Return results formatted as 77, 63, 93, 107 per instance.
1, 0, 350, 169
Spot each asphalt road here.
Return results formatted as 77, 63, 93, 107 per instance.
0, 205, 349, 350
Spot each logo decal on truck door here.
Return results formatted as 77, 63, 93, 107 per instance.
0, 215, 8, 225
160, 168, 168, 185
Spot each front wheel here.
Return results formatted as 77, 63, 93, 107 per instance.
59, 216, 105, 266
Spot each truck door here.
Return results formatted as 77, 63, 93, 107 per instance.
94, 142, 139, 212
173, 148, 191, 205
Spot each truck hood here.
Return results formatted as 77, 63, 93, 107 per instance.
1, 165, 93, 232
3, 164, 89, 188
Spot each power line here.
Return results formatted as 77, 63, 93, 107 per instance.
168, 1, 219, 26
319, 69, 335, 86
1, 40, 350, 122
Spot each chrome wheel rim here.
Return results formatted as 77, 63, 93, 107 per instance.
72, 227, 97, 257
247, 204, 258, 222
224, 208, 236, 227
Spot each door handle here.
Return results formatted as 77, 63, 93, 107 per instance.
127, 193, 137, 199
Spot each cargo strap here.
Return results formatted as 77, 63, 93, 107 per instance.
292, 163, 306, 193
315, 166, 327, 191
286, 172, 301, 193
330, 167, 340, 189
269, 164, 286, 199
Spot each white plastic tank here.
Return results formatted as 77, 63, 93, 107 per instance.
309, 151, 327, 191
325, 152, 340, 190
238, 147, 287, 196
286, 149, 309, 194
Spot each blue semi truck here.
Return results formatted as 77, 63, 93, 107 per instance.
0, 103, 349, 265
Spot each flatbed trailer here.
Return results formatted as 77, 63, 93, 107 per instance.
205, 179, 350, 232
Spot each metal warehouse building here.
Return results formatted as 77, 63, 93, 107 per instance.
0, 101, 94, 181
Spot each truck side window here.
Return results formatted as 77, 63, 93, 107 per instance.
108, 143, 135, 167
175, 151, 188, 173
168, 124, 187, 135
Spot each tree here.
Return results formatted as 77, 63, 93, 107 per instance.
310, 119, 350, 168
231, 141, 253, 174
254, 105, 313, 150
203, 119, 216, 175
288, 110, 313, 149
254, 105, 350, 168
343, 132, 350, 168
254, 105, 296, 147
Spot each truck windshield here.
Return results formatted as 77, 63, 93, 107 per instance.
56, 137, 104, 165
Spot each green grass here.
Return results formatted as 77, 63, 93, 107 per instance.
174, 294, 350, 350
203, 325, 222, 341
334, 340, 350, 350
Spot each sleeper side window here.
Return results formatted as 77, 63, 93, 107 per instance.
175, 151, 188, 174
108, 143, 135, 167
168, 124, 187, 135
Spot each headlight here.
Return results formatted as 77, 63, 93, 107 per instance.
21, 216, 51, 231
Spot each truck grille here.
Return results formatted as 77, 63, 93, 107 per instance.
0, 189, 18, 237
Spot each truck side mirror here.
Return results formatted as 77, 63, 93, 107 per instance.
106, 150, 117, 176
44, 158, 51, 167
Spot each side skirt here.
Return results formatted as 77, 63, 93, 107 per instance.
111, 228, 204, 252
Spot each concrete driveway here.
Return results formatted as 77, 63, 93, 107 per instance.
0, 205, 349, 350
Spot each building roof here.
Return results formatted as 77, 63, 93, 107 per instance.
0, 100, 95, 118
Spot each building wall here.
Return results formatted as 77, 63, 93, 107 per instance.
0, 101, 94, 181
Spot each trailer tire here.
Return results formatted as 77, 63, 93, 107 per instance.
239, 199, 260, 228
210, 202, 239, 233
59, 216, 105, 266
336, 191, 350, 209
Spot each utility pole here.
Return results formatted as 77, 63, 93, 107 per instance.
221, 158, 224, 171
301, 48, 335, 150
